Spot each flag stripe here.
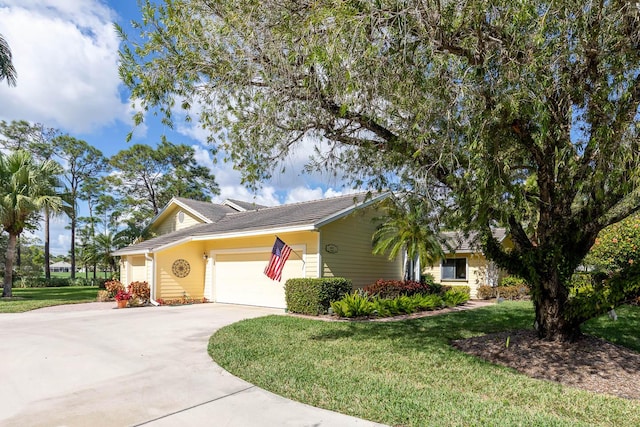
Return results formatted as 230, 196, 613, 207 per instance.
264, 237, 292, 281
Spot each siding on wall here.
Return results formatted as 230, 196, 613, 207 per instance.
156, 242, 207, 299
320, 206, 402, 288
153, 209, 203, 236
119, 257, 128, 284
130, 255, 147, 283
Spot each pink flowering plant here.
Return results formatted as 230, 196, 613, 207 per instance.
115, 289, 133, 301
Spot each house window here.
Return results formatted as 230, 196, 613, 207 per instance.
442, 258, 467, 280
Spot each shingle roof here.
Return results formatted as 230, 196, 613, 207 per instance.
113, 192, 383, 255
441, 228, 507, 253
223, 199, 266, 211
173, 197, 236, 222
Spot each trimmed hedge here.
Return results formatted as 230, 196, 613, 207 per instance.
13, 277, 109, 288
285, 277, 353, 315
476, 284, 530, 300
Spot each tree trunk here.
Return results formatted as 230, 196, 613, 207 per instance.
533, 274, 582, 341
44, 208, 51, 280
70, 214, 76, 279
3, 233, 17, 297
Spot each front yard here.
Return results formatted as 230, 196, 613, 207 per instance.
209, 301, 640, 427
0, 286, 99, 313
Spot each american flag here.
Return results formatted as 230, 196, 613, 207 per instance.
264, 237, 292, 281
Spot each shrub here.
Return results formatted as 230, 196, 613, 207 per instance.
363, 279, 431, 299
413, 293, 444, 311
477, 285, 495, 299
421, 273, 435, 286
330, 291, 374, 317
442, 288, 470, 307
448, 285, 471, 298
14, 277, 72, 288
499, 276, 528, 287
96, 290, 111, 302
585, 213, 640, 273
496, 285, 530, 300
128, 281, 151, 304
105, 280, 125, 298
285, 277, 352, 315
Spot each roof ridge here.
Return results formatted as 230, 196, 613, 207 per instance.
225, 191, 367, 215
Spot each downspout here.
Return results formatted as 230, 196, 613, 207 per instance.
145, 251, 160, 306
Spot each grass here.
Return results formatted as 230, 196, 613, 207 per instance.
0, 286, 99, 313
209, 301, 640, 427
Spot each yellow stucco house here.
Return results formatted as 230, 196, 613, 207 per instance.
421, 229, 511, 298
112, 192, 403, 309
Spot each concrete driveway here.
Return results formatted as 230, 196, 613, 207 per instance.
0, 303, 385, 426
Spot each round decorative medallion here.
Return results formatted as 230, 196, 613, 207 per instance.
325, 243, 339, 254
172, 259, 191, 278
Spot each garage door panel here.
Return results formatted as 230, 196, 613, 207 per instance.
214, 252, 302, 308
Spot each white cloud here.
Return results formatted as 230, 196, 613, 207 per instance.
0, 1, 130, 132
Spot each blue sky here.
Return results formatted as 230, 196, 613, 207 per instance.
0, 0, 351, 255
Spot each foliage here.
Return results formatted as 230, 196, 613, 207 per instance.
0, 150, 63, 297
96, 290, 110, 302
285, 277, 352, 315
363, 279, 432, 299
13, 277, 71, 288
120, 0, 640, 341
128, 281, 150, 304
331, 287, 467, 318
372, 196, 444, 267
421, 273, 435, 286
114, 289, 133, 301
477, 284, 530, 300
209, 303, 640, 426
330, 291, 375, 318
499, 276, 528, 288
0, 33, 16, 87
442, 288, 471, 307
155, 295, 209, 305
53, 135, 109, 279
584, 213, 640, 274
108, 140, 219, 233
477, 285, 495, 300
104, 280, 124, 298
566, 269, 640, 322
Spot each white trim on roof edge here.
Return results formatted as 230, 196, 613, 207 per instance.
113, 225, 317, 256
146, 197, 213, 228
314, 192, 389, 228
222, 199, 248, 212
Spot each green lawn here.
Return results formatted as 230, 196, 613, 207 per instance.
209, 301, 640, 427
0, 286, 99, 313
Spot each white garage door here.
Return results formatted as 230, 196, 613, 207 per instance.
214, 251, 304, 308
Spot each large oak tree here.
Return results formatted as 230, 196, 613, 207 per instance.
119, 0, 640, 341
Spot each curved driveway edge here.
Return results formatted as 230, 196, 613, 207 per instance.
0, 303, 387, 426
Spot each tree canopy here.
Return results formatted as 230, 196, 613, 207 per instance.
108, 140, 219, 227
119, 0, 640, 340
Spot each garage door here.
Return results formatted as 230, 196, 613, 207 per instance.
214, 251, 304, 308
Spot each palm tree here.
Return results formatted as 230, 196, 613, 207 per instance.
372, 196, 444, 280
0, 34, 17, 87
0, 151, 62, 297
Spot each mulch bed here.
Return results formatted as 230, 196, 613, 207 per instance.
452, 329, 640, 400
